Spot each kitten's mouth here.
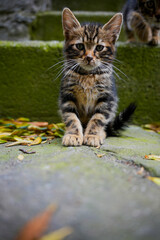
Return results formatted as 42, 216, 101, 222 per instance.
81, 64, 97, 71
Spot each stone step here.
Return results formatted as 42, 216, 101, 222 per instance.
0, 126, 160, 240
0, 40, 160, 124
30, 11, 127, 42
51, 0, 124, 11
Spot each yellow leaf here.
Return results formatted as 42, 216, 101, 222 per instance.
0, 132, 12, 136
96, 153, 105, 158
15, 204, 57, 240
40, 227, 73, 240
29, 137, 42, 146
18, 154, 24, 161
145, 155, 160, 162
147, 176, 160, 186
16, 117, 30, 122
0, 139, 7, 144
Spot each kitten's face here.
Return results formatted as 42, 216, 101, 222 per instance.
62, 8, 123, 71
139, 0, 160, 26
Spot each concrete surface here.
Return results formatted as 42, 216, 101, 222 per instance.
0, 125, 160, 240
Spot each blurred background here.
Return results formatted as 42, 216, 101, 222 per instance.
0, 0, 160, 125
0, 0, 125, 41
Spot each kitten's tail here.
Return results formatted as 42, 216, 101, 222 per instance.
107, 103, 136, 136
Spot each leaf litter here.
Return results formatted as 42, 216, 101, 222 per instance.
147, 176, 160, 186
142, 122, 160, 134
144, 155, 160, 185
15, 204, 73, 240
0, 117, 65, 147
145, 155, 160, 162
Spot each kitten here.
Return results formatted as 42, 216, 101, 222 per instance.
59, 8, 136, 147
123, 0, 160, 46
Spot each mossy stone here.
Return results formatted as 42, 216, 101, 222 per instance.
0, 41, 160, 124
30, 11, 127, 42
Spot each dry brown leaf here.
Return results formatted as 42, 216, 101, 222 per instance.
29, 122, 48, 127
15, 204, 57, 240
39, 227, 73, 240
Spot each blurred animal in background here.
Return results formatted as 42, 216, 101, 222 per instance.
123, 0, 160, 46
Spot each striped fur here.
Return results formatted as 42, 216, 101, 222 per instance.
60, 8, 135, 147
123, 0, 160, 46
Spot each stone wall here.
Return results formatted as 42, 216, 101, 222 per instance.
0, 0, 52, 40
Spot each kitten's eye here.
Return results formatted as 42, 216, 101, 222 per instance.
146, 0, 154, 8
96, 45, 104, 52
76, 43, 85, 50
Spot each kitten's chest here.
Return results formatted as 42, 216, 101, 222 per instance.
74, 75, 99, 111
73, 75, 107, 118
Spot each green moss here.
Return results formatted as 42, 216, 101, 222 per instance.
116, 43, 160, 124
0, 41, 63, 122
30, 11, 127, 42
0, 41, 160, 124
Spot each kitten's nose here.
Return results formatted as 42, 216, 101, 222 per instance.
86, 55, 93, 63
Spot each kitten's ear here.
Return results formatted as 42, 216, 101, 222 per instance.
102, 13, 123, 44
62, 8, 81, 39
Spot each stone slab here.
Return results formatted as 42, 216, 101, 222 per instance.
0, 126, 160, 240
30, 11, 126, 42
0, 41, 160, 124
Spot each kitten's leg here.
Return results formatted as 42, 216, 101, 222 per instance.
148, 27, 159, 46
83, 113, 107, 147
61, 103, 83, 146
130, 11, 152, 43
126, 29, 136, 43
84, 101, 117, 147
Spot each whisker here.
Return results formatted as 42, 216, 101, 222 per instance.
101, 61, 127, 82
112, 65, 129, 79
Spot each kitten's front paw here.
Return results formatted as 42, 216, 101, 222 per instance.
148, 37, 159, 46
62, 134, 83, 146
83, 134, 104, 147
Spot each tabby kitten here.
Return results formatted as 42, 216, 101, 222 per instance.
59, 8, 135, 147
123, 0, 160, 45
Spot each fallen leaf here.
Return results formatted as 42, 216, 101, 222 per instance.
0, 118, 65, 147
96, 153, 105, 158
19, 149, 36, 154
18, 154, 24, 161
29, 122, 48, 127
6, 138, 32, 147
145, 155, 160, 162
0, 139, 7, 144
147, 176, 160, 186
40, 227, 73, 240
29, 136, 42, 146
16, 117, 30, 122
15, 204, 57, 240
142, 123, 160, 133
